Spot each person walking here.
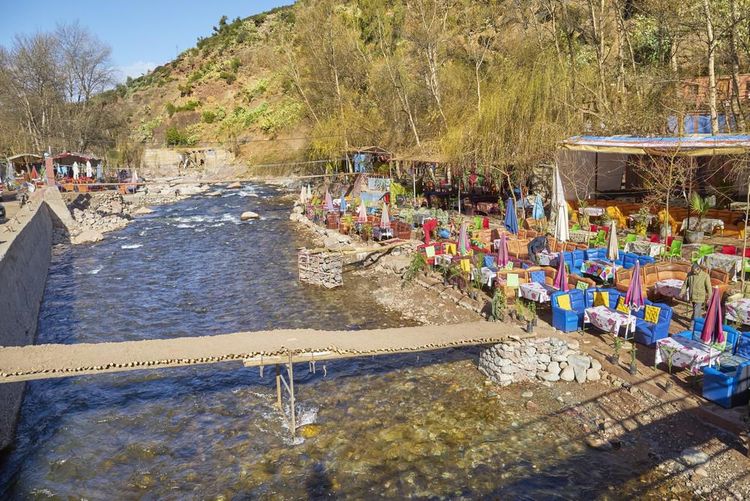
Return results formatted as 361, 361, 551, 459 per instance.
680, 263, 713, 321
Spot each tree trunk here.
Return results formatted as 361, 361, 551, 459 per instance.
703, 0, 719, 135
728, 0, 747, 132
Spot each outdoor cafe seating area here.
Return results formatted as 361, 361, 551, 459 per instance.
301, 171, 750, 412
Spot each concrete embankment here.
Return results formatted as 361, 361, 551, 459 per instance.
0, 188, 69, 451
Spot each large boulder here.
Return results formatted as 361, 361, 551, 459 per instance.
227, 182, 242, 189
567, 354, 591, 384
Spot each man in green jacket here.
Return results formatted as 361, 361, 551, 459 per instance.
680, 263, 713, 321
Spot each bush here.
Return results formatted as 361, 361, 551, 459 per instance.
229, 57, 241, 72
202, 110, 217, 124
165, 126, 196, 146
165, 102, 177, 117
219, 71, 236, 84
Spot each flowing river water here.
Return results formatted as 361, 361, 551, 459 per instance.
0, 184, 686, 499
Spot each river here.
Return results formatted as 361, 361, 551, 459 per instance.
0, 184, 685, 499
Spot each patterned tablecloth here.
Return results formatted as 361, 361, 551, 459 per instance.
653, 279, 684, 299
581, 260, 615, 281
654, 337, 720, 374
537, 251, 559, 266
434, 254, 454, 267
584, 306, 636, 336
700, 253, 743, 281
725, 298, 750, 325
569, 230, 597, 243
680, 217, 725, 233
519, 282, 555, 303
624, 240, 664, 257
579, 207, 605, 216
475, 202, 499, 214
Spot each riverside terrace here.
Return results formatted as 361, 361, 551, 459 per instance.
295, 170, 750, 434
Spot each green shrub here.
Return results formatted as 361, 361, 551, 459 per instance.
165, 126, 196, 146
219, 71, 236, 84
229, 57, 241, 72
165, 102, 177, 117
202, 110, 217, 124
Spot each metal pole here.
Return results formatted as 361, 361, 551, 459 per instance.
288, 352, 296, 434
275, 364, 282, 410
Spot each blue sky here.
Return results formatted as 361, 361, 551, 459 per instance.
0, 0, 292, 80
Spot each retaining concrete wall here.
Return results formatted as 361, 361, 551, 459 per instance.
0, 190, 54, 452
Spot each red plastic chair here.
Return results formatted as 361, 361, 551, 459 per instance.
666, 236, 675, 247
744, 248, 750, 258
649, 234, 660, 243
590, 224, 597, 232
721, 245, 737, 255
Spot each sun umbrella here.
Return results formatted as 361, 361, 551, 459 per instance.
553, 252, 569, 291
625, 261, 645, 309
131, 169, 138, 184
299, 186, 306, 204
339, 194, 347, 213
30, 166, 39, 179
504, 197, 519, 234
497, 233, 509, 268
458, 221, 470, 256
532, 194, 544, 220
324, 190, 334, 212
85, 160, 93, 178
701, 286, 725, 346
96, 163, 103, 181
380, 202, 391, 229
357, 202, 367, 223
306, 184, 312, 200
72, 161, 80, 180
552, 165, 569, 242
606, 220, 619, 261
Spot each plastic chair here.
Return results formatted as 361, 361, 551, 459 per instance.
649, 234, 660, 243
590, 230, 607, 247
571, 223, 581, 232
721, 245, 737, 255
744, 248, 750, 258
666, 235, 675, 248
691, 244, 715, 263
620, 233, 637, 250
663, 239, 683, 260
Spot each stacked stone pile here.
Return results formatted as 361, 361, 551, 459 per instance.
298, 249, 343, 288
69, 192, 132, 235
479, 337, 602, 386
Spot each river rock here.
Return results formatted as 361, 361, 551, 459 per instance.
240, 211, 260, 221
227, 182, 242, 189
547, 361, 560, 374
560, 366, 575, 382
590, 358, 602, 371
680, 447, 710, 466
132, 206, 154, 215
568, 354, 591, 383
542, 372, 560, 382
207, 190, 223, 197
587, 368, 601, 381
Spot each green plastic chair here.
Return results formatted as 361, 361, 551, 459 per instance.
663, 239, 683, 260
590, 230, 606, 247
620, 233, 637, 250
571, 223, 581, 232
691, 244, 715, 263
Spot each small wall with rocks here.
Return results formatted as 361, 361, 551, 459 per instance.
298, 249, 343, 288
479, 337, 602, 386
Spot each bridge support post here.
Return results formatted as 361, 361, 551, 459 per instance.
288, 352, 296, 433
275, 364, 282, 410
275, 354, 297, 435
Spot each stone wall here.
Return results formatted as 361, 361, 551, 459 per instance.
479, 337, 602, 386
0, 190, 54, 451
298, 249, 343, 288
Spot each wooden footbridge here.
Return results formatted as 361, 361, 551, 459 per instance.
0, 322, 520, 432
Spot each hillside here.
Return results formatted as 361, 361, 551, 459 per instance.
112, 0, 750, 177
116, 6, 308, 169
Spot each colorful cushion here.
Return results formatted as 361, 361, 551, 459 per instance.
644, 305, 660, 324
616, 297, 630, 314
735, 335, 750, 358
425, 246, 436, 258
459, 259, 471, 273
593, 291, 609, 307
530, 271, 546, 284
575, 281, 589, 291
557, 294, 572, 311
506, 273, 520, 288
444, 243, 457, 255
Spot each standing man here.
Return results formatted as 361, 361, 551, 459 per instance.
680, 263, 713, 321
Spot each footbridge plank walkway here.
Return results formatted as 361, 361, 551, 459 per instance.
0, 322, 518, 384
